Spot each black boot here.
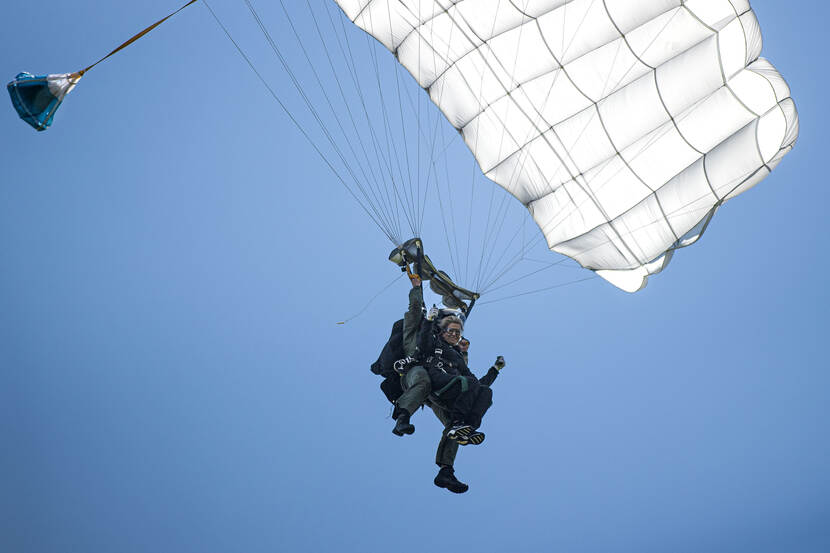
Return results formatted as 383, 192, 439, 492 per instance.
434, 466, 468, 494
392, 410, 415, 436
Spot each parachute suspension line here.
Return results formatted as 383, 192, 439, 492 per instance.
422, 11, 465, 276
277, 0, 401, 241
475, 3, 531, 290
486, 157, 736, 294
477, 274, 598, 306
304, 0, 406, 241
417, 1, 423, 241
473, 172, 499, 291
444, 2, 650, 279
384, 1, 417, 237
335, 272, 405, 325
488, 163, 769, 295
359, 24, 410, 238
325, 4, 410, 242
462, 58, 577, 290
530, 11, 673, 264
439, 4, 624, 248
414, 92, 446, 238
483, 258, 573, 294
392, 49, 416, 225
434, 148, 461, 283
473, 1, 528, 291
330, 5, 417, 241
544, 5, 700, 245
425, 2, 465, 286
477, 191, 517, 291
603, 7, 682, 97
362, 23, 416, 238
479, 219, 549, 293
240, 0, 402, 242
396, 76, 425, 229
416, 2, 453, 236
204, 1, 396, 243
466, 158, 476, 285
439, 130, 463, 281
477, 75, 565, 290
400, 0, 628, 278
360, 5, 409, 234
463, 0, 505, 288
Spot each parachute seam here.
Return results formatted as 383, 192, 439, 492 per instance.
710, 23, 768, 147
342, 0, 791, 280
397, 5, 583, 194
424, 0, 681, 104
600, 0, 655, 72
731, 4, 751, 67
421, 0, 615, 281
701, 151, 721, 203
754, 65, 783, 105
534, 106, 771, 259
753, 118, 767, 174
352, 0, 374, 23
651, 70, 705, 155
664, 164, 768, 257
464, 7, 732, 174
427, 3, 647, 266
394, 0, 581, 60
592, 104, 682, 245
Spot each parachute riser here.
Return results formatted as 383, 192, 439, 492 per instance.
389, 237, 480, 315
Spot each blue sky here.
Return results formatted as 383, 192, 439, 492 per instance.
1, 1, 827, 552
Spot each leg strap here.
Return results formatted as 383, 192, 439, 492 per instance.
433, 375, 469, 397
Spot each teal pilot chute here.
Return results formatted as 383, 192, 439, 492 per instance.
6, 0, 197, 132
7, 72, 81, 131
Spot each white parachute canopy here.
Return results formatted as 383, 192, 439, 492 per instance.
334, 0, 798, 292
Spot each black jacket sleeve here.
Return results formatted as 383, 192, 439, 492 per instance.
478, 366, 500, 387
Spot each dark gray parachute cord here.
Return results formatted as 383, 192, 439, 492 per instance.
336, 273, 405, 325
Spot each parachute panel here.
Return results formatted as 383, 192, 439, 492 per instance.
335, 0, 798, 291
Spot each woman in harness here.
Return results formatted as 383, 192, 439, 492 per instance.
416, 312, 501, 446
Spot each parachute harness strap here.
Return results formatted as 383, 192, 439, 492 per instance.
404, 262, 420, 282
433, 376, 469, 397
76, 0, 199, 78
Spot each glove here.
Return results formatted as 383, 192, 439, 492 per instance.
493, 356, 506, 371
426, 306, 440, 321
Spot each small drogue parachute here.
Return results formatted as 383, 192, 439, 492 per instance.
6, 0, 197, 132
7, 72, 81, 131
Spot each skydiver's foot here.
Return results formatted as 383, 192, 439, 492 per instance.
456, 430, 485, 446
392, 411, 415, 436
445, 423, 473, 441
434, 466, 468, 494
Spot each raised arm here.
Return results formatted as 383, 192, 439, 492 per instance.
478, 356, 506, 386
402, 275, 424, 357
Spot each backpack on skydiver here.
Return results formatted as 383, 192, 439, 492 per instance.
370, 318, 405, 403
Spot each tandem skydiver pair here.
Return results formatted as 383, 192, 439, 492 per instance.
371, 239, 506, 494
